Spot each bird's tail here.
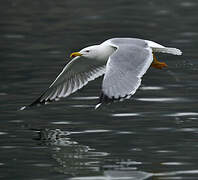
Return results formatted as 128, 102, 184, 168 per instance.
152, 47, 182, 55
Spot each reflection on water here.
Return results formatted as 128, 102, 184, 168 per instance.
38, 129, 108, 176
37, 129, 153, 180
70, 171, 152, 180
36, 128, 198, 180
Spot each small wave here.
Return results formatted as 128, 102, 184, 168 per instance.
112, 113, 140, 117
165, 112, 198, 117
136, 97, 187, 102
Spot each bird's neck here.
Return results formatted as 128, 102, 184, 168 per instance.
96, 44, 116, 61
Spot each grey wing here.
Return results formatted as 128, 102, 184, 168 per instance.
26, 56, 106, 108
99, 43, 153, 104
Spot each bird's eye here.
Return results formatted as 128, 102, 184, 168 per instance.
85, 50, 90, 53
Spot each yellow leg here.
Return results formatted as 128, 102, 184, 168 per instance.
152, 54, 168, 69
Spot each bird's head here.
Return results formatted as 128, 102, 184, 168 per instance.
70, 45, 99, 59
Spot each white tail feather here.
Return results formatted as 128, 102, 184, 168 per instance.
145, 40, 182, 55
152, 47, 182, 55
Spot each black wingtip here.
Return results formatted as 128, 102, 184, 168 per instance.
19, 106, 27, 111
29, 97, 45, 107
96, 92, 132, 108
94, 93, 113, 109
99, 92, 114, 104
19, 95, 49, 111
95, 103, 102, 109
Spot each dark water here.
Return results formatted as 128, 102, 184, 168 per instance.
1, 0, 198, 179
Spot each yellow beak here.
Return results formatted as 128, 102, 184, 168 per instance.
70, 52, 82, 58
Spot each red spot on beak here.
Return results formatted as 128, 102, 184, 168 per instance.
70, 52, 82, 58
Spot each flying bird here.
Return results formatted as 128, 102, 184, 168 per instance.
20, 38, 182, 110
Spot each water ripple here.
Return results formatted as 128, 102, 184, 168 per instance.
9, 120, 24, 123
165, 112, 198, 117
136, 97, 188, 102
140, 86, 164, 90
155, 169, 198, 177
116, 131, 134, 134
83, 129, 111, 133
0, 132, 8, 135
149, 127, 173, 131
156, 150, 176, 154
51, 121, 72, 125
72, 96, 98, 100
112, 113, 141, 117
180, 2, 197, 7
4, 34, 25, 39
118, 160, 142, 165
33, 163, 53, 167
180, 32, 198, 37
88, 152, 110, 157
69, 170, 153, 180
71, 129, 112, 134
176, 128, 198, 132
71, 105, 94, 108
0, 146, 18, 149
161, 162, 189, 166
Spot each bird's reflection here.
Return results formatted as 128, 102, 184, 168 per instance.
35, 128, 107, 176
35, 128, 153, 179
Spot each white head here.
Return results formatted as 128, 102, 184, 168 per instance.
70, 44, 116, 61
70, 45, 100, 59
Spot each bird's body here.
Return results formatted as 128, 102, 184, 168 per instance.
20, 38, 182, 110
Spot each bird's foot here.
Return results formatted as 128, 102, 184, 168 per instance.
152, 54, 168, 69
151, 61, 168, 69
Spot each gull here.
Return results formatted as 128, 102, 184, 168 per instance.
20, 38, 182, 110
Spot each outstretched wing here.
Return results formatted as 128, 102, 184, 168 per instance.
22, 56, 106, 109
99, 41, 153, 104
